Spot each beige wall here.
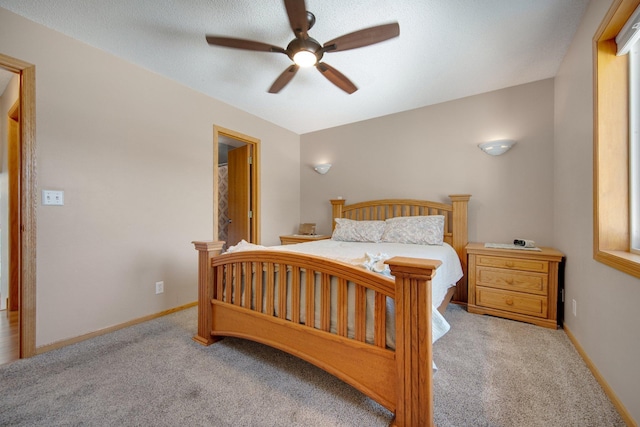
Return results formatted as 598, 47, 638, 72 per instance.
555, 0, 639, 422
300, 78, 556, 246
0, 8, 300, 346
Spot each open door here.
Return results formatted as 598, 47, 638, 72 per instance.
226, 144, 251, 247
213, 126, 260, 247
0, 53, 37, 359
7, 100, 20, 313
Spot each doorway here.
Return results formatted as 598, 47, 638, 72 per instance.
0, 53, 37, 360
213, 126, 260, 248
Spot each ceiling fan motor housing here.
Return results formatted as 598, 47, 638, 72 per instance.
286, 37, 323, 64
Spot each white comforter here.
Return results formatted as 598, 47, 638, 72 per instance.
227, 239, 462, 352
270, 239, 462, 309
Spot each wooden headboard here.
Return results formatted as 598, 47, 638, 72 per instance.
330, 195, 471, 304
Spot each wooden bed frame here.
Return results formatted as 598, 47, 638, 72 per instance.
192, 194, 470, 426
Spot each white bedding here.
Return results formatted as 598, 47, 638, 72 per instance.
270, 239, 462, 309
226, 239, 462, 355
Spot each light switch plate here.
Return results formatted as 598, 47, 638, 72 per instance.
42, 190, 64, 206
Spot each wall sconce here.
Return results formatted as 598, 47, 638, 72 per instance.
478, 139, 516, 156
314, 163, 332, 175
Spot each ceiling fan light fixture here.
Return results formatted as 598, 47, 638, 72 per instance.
293, 50, 317, 67
205, 1, 400, 94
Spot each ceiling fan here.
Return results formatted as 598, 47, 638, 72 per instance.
205, 0, 399, 94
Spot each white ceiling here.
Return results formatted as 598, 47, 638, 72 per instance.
0, 0, 589, 134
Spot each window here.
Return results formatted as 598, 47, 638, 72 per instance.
632, 40, 640, 254
594, 0, 640, 278
616, 2, 640, 255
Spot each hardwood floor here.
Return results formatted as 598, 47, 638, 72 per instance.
0, 310, 19, 365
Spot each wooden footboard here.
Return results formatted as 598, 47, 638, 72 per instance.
192, 242, 440, 427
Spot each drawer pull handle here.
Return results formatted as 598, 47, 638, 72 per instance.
506, 278, 514, 285
505, 261, 515, 267
505, 297, 514, 305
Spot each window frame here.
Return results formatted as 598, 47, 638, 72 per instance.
594, 0, 640, 278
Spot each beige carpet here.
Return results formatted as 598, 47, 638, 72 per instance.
0, 304, 625, 426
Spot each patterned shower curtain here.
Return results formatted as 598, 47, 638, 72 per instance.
218, 164, 229, 245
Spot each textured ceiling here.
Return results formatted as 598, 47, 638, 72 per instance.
0, 0, 589, 134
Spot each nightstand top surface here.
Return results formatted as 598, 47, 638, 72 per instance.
280, 234, 331, 239
466, 242, 564, 259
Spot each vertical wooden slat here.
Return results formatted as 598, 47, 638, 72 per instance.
374, 292, 386, 348
320, 273, 331, 332
306, 270, 315, 327
354, 284, 366, 341
265, 263, 275, 315
243, 262, 252, 309
216, 265, 224, 302
278, 264, 287, 319
291, 266, 301, 324
337, 278, 348, 336
234, 263, 242, 305
444, 212, 449, 235
255, 261, 264, 313
225, 264, 233, 303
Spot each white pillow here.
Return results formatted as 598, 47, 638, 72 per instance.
332, 218, 385, 242
380, 215, 445, 245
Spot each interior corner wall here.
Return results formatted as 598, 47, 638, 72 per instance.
554, 0, 640, 422
0, 7, 300, 347
300, 78, 556, 245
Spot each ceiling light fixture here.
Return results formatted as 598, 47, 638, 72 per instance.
293, 50, 318, 67
288, 37, 322, 68
478, 139, 516, 156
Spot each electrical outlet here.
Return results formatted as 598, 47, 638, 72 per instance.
155, 281, 164, 294
572, 299, 577, 317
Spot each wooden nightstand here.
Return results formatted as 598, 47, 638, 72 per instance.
466, 242, 564, 329
279, 234, 331, 245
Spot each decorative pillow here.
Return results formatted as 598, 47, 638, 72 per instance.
380, 215, 445, 245
331, 218, 385, 243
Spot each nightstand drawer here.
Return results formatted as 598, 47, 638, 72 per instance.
476, 267, 548, 295
475, 255, 549, 273
476, 287, 548, 318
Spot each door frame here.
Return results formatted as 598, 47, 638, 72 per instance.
0, 53, 37, 358
213, 125, 260, 245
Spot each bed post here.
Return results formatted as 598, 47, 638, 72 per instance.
386, 256, 441, 427
330, 198, 346, 231
192, 240, 225, 346
449, 194, 471, 304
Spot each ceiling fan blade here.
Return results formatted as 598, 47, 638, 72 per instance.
323, 23, 400, 52
316, 62, 357, 94
284, 0, 308, 38
268, 65, 300, 93
206, 35, 286, 54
